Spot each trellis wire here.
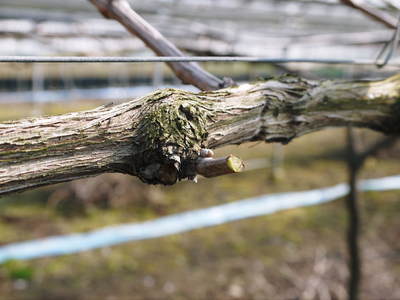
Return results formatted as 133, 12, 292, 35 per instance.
0, 174, 399, 263
0, 56, 399, 66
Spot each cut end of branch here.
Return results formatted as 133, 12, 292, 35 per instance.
196, 155, 244, 178
226, 155, 245, 173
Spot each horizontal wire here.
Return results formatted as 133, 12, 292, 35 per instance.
0, 56, 399, 66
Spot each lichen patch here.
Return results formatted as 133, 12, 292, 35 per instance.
131, 90, 212, 185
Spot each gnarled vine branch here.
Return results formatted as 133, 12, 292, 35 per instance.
1, 74, 399, 195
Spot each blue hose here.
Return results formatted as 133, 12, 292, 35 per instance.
0, 175, 399, 263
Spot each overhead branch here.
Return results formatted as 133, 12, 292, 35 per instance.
340, 0, 397, 29
1, 74, 400, 195
89, 0, 227, 91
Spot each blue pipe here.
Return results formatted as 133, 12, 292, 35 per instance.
0, 175, 399, 263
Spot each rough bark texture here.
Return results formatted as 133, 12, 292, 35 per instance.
1, 74, 400, 195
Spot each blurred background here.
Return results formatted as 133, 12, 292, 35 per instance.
0, 0, 399, 299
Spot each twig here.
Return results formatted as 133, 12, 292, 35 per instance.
89, 0, 227, 91
340, 0, 397, 29
375, 15, 400, 68
196, 155, 244, 178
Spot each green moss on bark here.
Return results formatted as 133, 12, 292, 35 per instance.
132, 89, 212, 185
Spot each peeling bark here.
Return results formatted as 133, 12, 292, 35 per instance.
1, 74, 400, 195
